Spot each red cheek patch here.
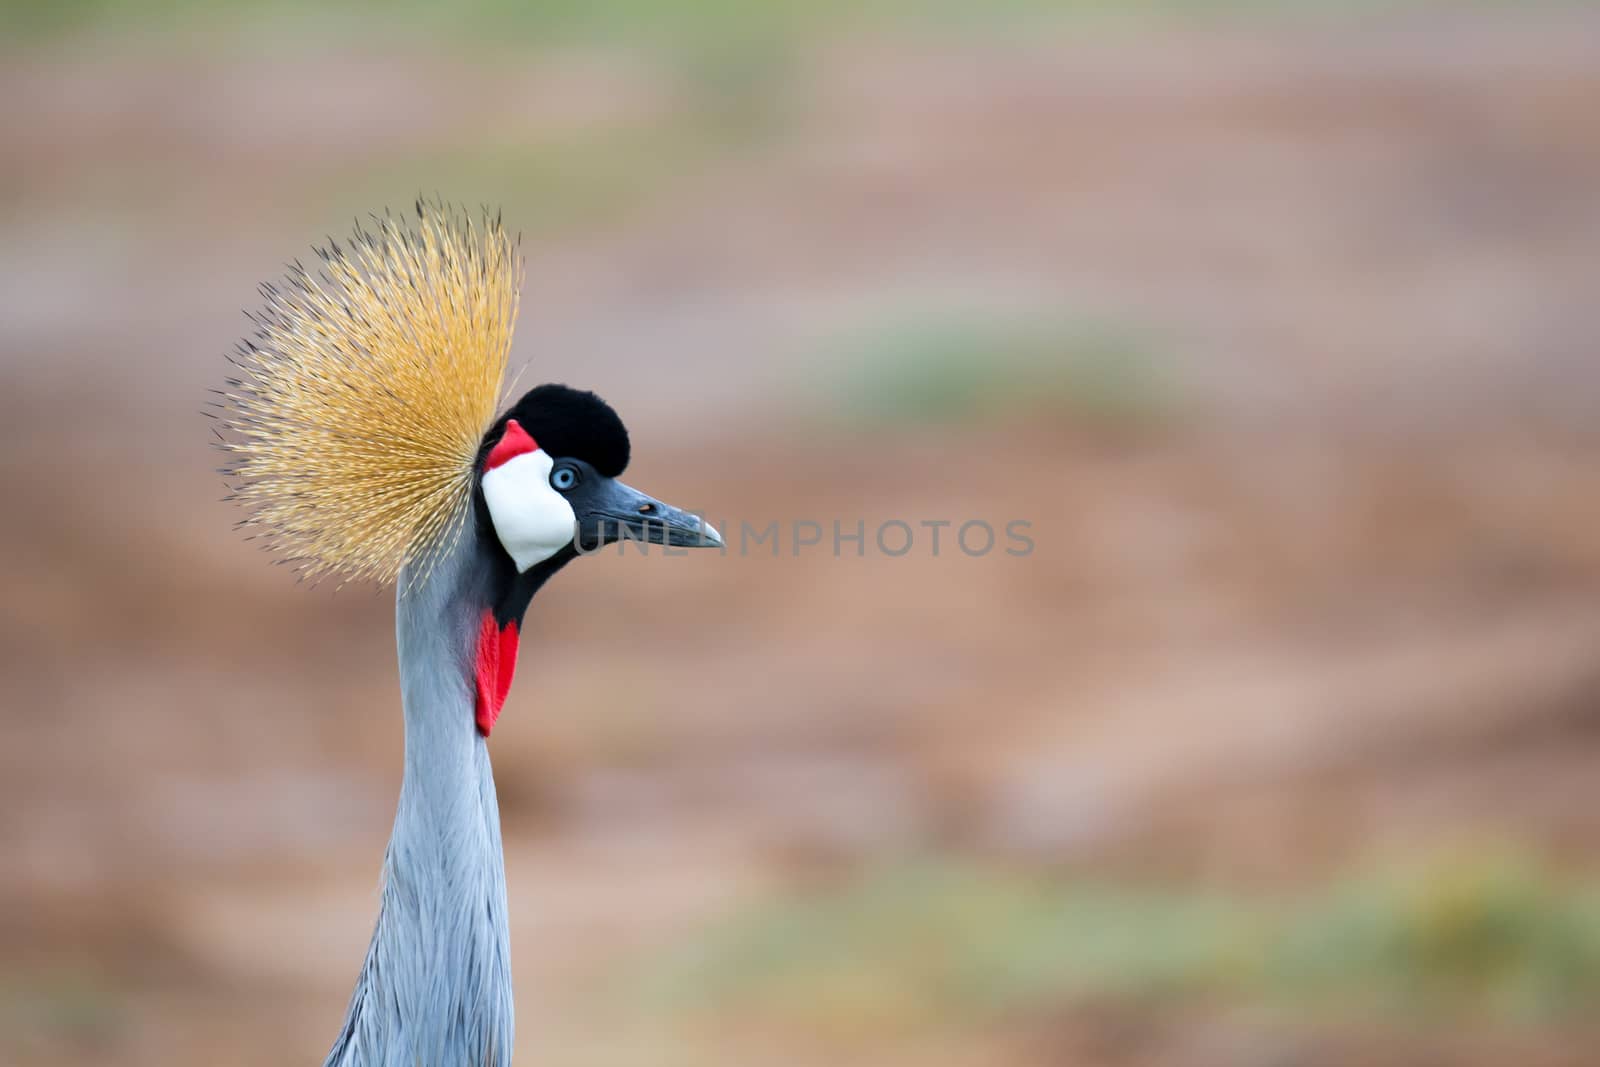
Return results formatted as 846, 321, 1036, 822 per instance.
474, 608, 520, 737
484, 418, 538, 471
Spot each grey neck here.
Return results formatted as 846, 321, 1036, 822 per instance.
325, 517, 515, 1067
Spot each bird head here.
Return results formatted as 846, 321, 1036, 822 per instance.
215, 199, 719, 594
476, 383, 720, 575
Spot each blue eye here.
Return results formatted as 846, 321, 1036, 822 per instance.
550, 465, 579, 491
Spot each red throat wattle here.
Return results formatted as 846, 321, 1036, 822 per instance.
474, 609, 520, 736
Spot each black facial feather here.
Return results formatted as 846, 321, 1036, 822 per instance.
473, 384, 631, 625
478, 384, 631, 477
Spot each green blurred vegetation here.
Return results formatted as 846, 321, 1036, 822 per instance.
830, 315, 1179, 429
639, 851, 1600, 1035
315, 44, 795, 233
0, 970, 127, 1060
0, 0, 1558, 46
319, 127, 708, 243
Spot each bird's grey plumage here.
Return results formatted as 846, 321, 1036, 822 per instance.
325, 511, 514, 1067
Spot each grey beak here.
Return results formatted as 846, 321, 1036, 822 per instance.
584, 478, 721, 549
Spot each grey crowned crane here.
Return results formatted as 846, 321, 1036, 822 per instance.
215, 202, 721, 1067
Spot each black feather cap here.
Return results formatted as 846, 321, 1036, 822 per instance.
480, 384, 631, 477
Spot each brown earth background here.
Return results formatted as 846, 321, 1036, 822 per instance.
3, 2, 1600, 1065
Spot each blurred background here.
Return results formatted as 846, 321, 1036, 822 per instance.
4, 1, 1600, 1064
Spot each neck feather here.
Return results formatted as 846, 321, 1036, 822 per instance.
325, 514, 515, 1067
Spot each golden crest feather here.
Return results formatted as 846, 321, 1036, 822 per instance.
216, 201, 521, 585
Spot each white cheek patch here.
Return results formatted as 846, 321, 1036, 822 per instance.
482, 450, 577, 571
